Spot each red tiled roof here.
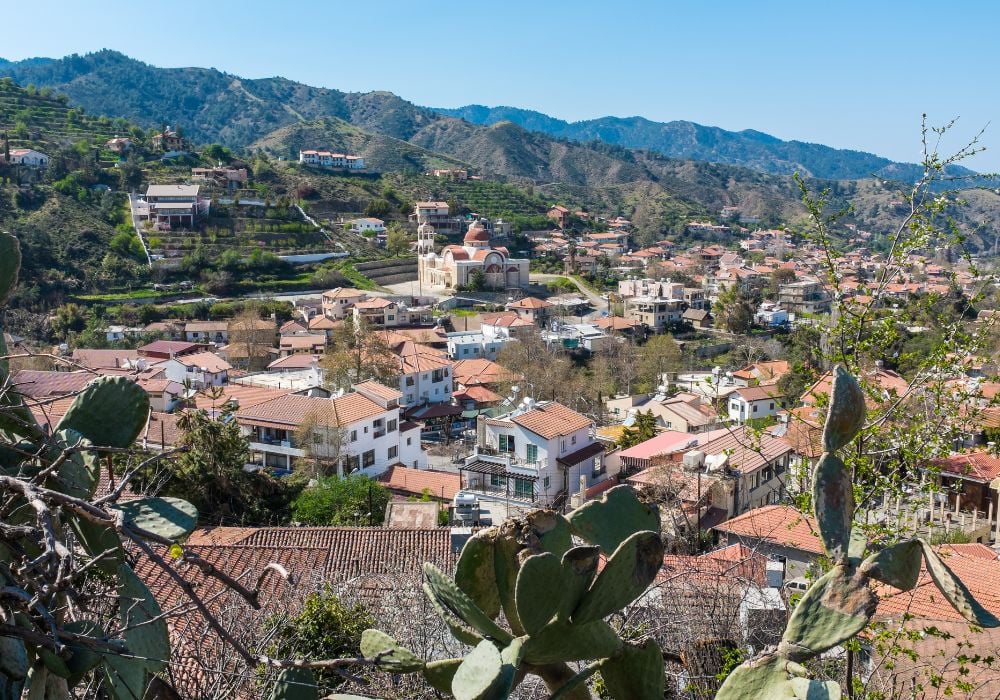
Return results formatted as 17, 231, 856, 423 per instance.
452, 359, 520, 387
511, 401, 592, 440
619, 431, 701, 460
713, 505, 823, 555
12, 370, 94, 398
237, 392, 386, 430
935, 451, 1000, 483
379, 466, 461, 501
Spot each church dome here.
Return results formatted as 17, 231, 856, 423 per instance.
464, 221, 490, 243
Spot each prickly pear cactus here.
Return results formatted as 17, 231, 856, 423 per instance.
0, 231, 200, 699
338, 485, 665, 700
715, 366, 1000, 699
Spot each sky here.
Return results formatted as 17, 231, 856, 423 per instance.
4, 0, 999, 169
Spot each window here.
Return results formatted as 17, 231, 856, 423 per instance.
526, 444, 538, 463
513, 478, 533, 499
362, 450, 375, 468
406, 377, 415, 387
665, 421, 673, 429
388, 446, 398, 460
345, 455, 360, 473
406, 437, 412, 446
543, 476, 550, 489
490, 473, 506, 488
770, 402, 775, 410
592, 457, 604, 478
560, 439, 566, 452
387, 315, 395, 321
388, 419, 397, 433
752, 404, 758, 413
499, 434, 515, 452
350, 430, 357, 442
571, 435, 577, 445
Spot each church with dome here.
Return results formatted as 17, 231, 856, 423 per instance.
417, 219, 530, 290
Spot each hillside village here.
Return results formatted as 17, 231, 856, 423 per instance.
3, 56, 1000, 699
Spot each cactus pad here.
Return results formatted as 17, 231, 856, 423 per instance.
812, 452, 854, 562
514, 552, 562, 634
779, 565, 876, 661
107, 562, 170, 699
56, 376, 151, 449
598, 638, 666, 700
822, 366, 866, 452
51, 429, 99, 499
860, 539, 921, 591
423, 658, 463, 694
112, 496, 198, 540
360, 629, 424, 672
920, 539, 1000, 627
270, 668, 318, 700
717, 654, 841, 700
567, 485, 660, 555
455, 531, 502, 619
557, 546, 600, 621
571, 530, 663, 625
522, 619, 622, 664
451, 639, 505, 700
522, 510, 572, 557
424, 563, 513, 645
63, 620, 106, 686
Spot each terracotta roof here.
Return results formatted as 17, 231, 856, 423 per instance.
733, 385, 783, 402
308, 315, 340, 330
279, 320, 307, 334
479, 312, 533, 328
801, 367, 908, 408
279, 334, 327, 350
266, 354, 320, 370
698, 426, 793, 474
192, 384, 290, 412
594, 316, 641, 331
452, 359, 520, 387
174, 351, 231, 373
935, 451, 1000, 483
379, 466, 461, 501
712, 505, 823, 555
354, 297, 394, 310
511, 401, 592, 439
876, 544, 1000, 622
183, 321, 228, 332
442, 245, 470, 261
322, 287, 366, 300
454, 385, 503, 404
12, 370, 94, 398
69, 349, 139, 370
661, 543, 768, 586
138, 340, 202, 357
142, 412, 181, 449
236, 392, 386, 429
354, 380, 404, 402
509, 297, 552, 309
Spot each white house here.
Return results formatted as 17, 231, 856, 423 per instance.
350, 218, 386, 235
298, 150, 365, 170
159, 351, 232, 389
321, 287, 369, 320
756, 303, 789, 328
235, 381, 424, 474
458, 399, 612, 505
104, 326, 145, 343
728, 385, 784, 424
390, 340, 453, 407
7, 148, 49, 167
446, 331, 505, 361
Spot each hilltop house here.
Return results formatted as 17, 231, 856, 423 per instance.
458, 399, 612, 506
321, 287, 369, 320
298, 150, 365, 170
191, 166, 248, 190
136, 184, 210, 229
727, 385, 784, 424
7, 148, 49, 167
235, 381, 424, 474
152, 128, 185, 151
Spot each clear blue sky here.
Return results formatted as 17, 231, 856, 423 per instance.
4, 0, 998, 169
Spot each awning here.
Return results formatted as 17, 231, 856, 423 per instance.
557, 442, 606, 468
461, 460, 538, 481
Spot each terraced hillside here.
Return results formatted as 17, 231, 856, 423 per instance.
0, 77, 131, 151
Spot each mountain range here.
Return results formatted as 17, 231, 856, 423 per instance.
0, 50, 967, 183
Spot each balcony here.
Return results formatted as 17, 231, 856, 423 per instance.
249, 440, 303, 457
